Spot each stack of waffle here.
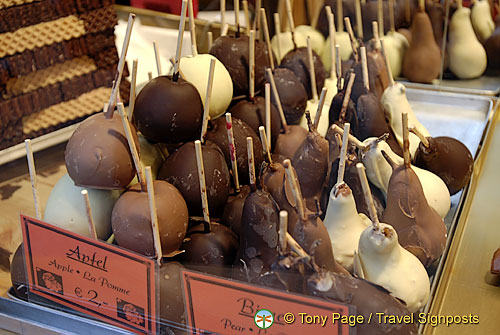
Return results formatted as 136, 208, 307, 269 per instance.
0, 0, 130, 150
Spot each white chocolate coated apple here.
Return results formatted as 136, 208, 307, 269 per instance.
300, 99, 331, 136
179, 54, 233, 119
358, 222, 430, 312
271, 31, 308, 62
296, 25, 325, 55
324, 183, 372, 271
471, 0, 495, 42
44, 174, 120, 239
381, 83, 430, 157
382, 31, 409, 78
361, 138, 450, 218
448, 7, 487, 79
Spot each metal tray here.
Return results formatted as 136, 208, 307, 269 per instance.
400, 75, 500, 97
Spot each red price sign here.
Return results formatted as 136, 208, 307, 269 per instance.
20, 214, 157, 334
182, 269, 353, 335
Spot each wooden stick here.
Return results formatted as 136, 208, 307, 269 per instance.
335, 44, 342, 88
283, 159, 306, 221
145, 166, 163, 265
106, 13, 135, 118
173, 0, 188, 81
195, 140, 211, 224
285, 0, 297, 48
153, 41, 162, 76
313, 87, 328, 129
286, 232, 310, 259
220, 0, 226, 35
439, 0, 450, 85
372, 21, 380, 44
81, 190, 97, 240
265, 82, 272, 144
330, 124, 366, 149
355, 0, 363, 39
326, 6, 337, 79
234, 0, 240, 35
405, 0, 411, 23
389, 0, 396, 33
337, 123, 350, 184
344, 17, 359, 61
274, 13, 282, 61
339, 73, 356, 122
402, 112, 411, 167
306, 37, 318, 102
247, 137, 256, 186
311, 0, 323, 28
117, 103, 146, 191
356, 163, 380, 229
249, 30, 256, 99
380, 39, 395, 85
335, 132, 343, 149
279, 210, 288, 253
360, 46, 370, 91
148, 71, 153, 81
188, 0, 198, 57
207, 31, 213, 50
25, 139, 42, 219
260, 9, 275, 69
226, 113, 241, 192
266, 68, 289, 132
410, 127, 430, 148
259, 126, 273, 164
221, 23, 229, 37
201, 59, 216, 141
377, 0, 384, 37
253, 0, 262, 33
242, 0, 250, 35
337, 0, 344, 31
127, 59, 138, 120
420, 0, 426, 11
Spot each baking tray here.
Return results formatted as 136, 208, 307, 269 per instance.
400, 75, 500, 97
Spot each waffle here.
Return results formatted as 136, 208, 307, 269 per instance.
0, 0, 128, 150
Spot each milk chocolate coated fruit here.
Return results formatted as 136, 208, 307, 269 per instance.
133, 76, 203, 143
402, 10, 441, 83
267, 68, 308, 125
159, 262, 186, 331
235, 189, 280, 280
492, 248, 500, 275
414, 136, 473, 195
112, 181, 189, 257
229, 98, 281, 148
179, 222, 238, 270
381, 153, 446, 267
205, 117, 264, 185
275, 125, 309, 159
308, 270, 418, 334
280, 47, 326, 100
209, 35, 273, 96
65, 112, 139, 190
158, 141, 230, 217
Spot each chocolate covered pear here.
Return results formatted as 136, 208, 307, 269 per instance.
274, 125, 309, 159
221, 185, 251, 236
158, 141, 231, 217
65, 112, 139, 189
133, 76, 203, 143
413, 135, 473, 195
484, 16, 500, 73
381, 152, 447, 267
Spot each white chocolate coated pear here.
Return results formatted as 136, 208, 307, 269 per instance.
471, 0, 495, 42
362, 138, 450, 218
358, 222, 430, 312
44, 174, 120, 239
179, 54, 233, 119
300, 100, 331, 136
296, 25, 325, 55
129, 134, 165, 186
448, 7, 487, 79
271, 31, 308, 62
321, 32, 353, 73
381, 83, 430, 157
383, 31, 409, 78
324, 183, 372, 271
